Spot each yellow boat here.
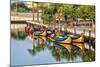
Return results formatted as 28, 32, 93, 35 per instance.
39, 31, 47, 36
48, 36, 72, 44
72, 36, 84, 43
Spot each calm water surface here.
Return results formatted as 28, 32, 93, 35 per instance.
11, 30, 95, 66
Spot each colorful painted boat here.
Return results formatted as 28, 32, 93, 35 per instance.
72, 36, 84, 43
70, 34, 79, 39
39, 31, 47, 36
69, 34, 84, 43
25, 27, 30, 34
54, 36, 68, 41
48, 36, 72, 44
48, 34, 84, 44
56, 36, 72, 44
25, 27, 34, 35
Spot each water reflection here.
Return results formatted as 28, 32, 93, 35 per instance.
27, 34, 95, 62
11, 30, 27, 40
11, 30, 95, 66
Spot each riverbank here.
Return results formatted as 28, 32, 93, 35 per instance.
11, 20, 95, 38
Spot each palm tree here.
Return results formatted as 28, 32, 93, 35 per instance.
37, 3, 46, 24
32, 2, 40, 22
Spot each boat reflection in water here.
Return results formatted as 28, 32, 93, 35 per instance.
27, 33, 95, 62
11, 30, 95, 66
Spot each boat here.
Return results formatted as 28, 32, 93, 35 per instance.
47, 31, 53, 37
48, 31, 84, 43
39, 31, 47, 36
72, 35, 84, 43
48, 36, 72, 44
54, 36, 68, 41
25, 27, 34, 35
25, 27, 30, 34
29, 28, 34, 35
57, 36, 72, 44
69, 33, 84, 43
39, 36, 46, 42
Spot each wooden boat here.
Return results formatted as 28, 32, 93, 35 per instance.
57, 36, 72, 44
47, 31, 56, 37
48, 37, 56, 42
54, 36, 68, 41
48, 36, 72, 44
39, 31, 47, 36
48, 31, 84, 43
72, 35, 84, 43
25, 27, 34, 35
25, 27, 30, 34
69, 33, 84, 43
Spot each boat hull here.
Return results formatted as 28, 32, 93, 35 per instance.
72, 36, 84, 43
48, 36, 72, 44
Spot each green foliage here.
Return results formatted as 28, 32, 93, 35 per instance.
11, 2, 95, 22
41, 4, 95, 23
11, 2, 31, 12
77, 5, 95, 19
41, 14, 53, 22
41, 4, 57, 23
61, 4, 74, 18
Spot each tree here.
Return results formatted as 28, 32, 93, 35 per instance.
77, 5, 95, 20
36, 2, 47, 23
11, 2, 31, 12
41, 3, 56, 25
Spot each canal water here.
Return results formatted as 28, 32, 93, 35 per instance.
11, 27, 95, 66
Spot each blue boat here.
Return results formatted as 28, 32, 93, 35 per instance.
54, 35, 68, 41
48, 35, 72, 44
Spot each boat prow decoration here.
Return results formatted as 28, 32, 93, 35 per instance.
72, 36, 84, 43
39, 31, 47, 36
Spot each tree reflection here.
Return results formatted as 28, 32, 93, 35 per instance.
50, 44, 82, 62
28, 49, 36, 56
27, 36, 95, 62
51, 47, 62, 62
11, 30, 27, 40
81, 49, 95, 62
28, 37, 47, 56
